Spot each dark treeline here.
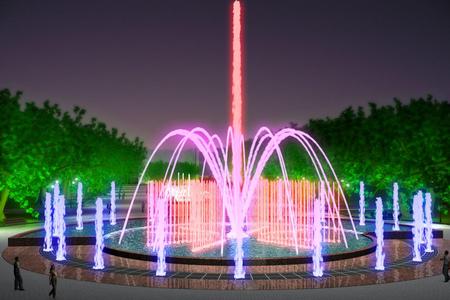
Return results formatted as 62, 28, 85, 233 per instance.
263, 95, 450, 218
0, 89, 147, 221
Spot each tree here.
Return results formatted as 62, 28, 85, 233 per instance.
0, 89, 147, 221
261, 96, 449, 219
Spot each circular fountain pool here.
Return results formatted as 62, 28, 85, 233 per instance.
102, 219, 376, 265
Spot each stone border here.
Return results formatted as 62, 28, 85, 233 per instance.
7, 218, 443, 266
39, 242, 438, 281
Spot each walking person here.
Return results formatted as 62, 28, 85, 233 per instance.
49, 264, 57, 298
13, 256, 24, 290
441, 250, 449, 282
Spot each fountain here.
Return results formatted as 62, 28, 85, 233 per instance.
119, 0, 358, 279
52, 181, 60, 237
93, 197, 105, 270
43, 192, 53, 252
417, 191, 425, 244
313, 198, 324, 277
56, 195, 66, 261
154, 195, 167, 276
374, 197, 385, 270
392, 182, 400, 231
359, 181, 365, 226
110, 181, 116, 226
425, 192, 433, 253
412, 192, 422, 262
76, 182, 83, 230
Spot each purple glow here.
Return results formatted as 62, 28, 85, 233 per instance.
120, 127, 357, 277
110, 181, 117, 226
93, 197, 105, 270
417, 191, 425, 244
52, 181, 60, 237
359, 181, 365, 226
118, 0, 358, 279
412, 192, 423, 262
375, 197, 385, 270
43, 192, 53, 252
392, 182, 400, 231
155, 195, 167, 276
55, 195, 66, 261
425, 192, 433, 253
312, 198, 323, 277
76, 182, 83, 230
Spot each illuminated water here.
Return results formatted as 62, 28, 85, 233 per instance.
103, 225, 372, 259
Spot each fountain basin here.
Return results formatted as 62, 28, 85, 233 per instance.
102, 219, 375, 265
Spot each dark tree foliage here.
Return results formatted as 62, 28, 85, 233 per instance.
263, 96, 450, 217
0, 89, 147, 220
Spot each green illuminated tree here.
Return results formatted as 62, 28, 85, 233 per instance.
0, 89, 147, 221
262, 96, 449, 220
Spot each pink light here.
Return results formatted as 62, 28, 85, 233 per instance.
117, 0, 359, 278
232, 0, 243, 137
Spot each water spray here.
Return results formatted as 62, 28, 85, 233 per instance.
392, 182, 400, 231
313, 198, 324, 277
76, 182, 83, 230
55, 195, 66, 261
93, 197, 105, 269
52, 181, 60, 237
375, 197, 385, 270
359, 181, 365, 226
412, 192, 422, 262
425, 193, 433, 253
110, 181, 116, 225
43, 192, 53, 252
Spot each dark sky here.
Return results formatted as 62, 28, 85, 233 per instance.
1, 0, 450, 148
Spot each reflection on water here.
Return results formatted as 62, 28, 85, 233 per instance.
104, 227, 373, 259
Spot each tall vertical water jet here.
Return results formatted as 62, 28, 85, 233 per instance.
110, 181, 116, 225
412, 193, 422, 262
375, 197, 385, 270
392, 182, 400, 231
425, 193, 433, 253
359, 181, 365, 226
118, 1, 360, 279
93, 197, 105, 269
52, 181, 60, 237
313, 198, 324, 277
56, 195, 66, 261
231, 0, 246, 279
76, 182, 83, 230
43, 192, 53, 252
155, 197, 167, 276
417, 191, 425, 244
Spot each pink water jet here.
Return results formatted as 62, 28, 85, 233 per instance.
119, 0, 358, 279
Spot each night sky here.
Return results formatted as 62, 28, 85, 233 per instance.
1, 0, 450, 148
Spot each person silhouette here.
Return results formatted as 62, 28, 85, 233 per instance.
441, 250, 449, 282
49, 264, 57, 298
13, 256, 24, 290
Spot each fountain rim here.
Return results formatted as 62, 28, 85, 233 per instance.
12, 218, 442, 265
102, 218, 376, 266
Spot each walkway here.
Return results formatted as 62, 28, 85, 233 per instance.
1, 221, 450, 299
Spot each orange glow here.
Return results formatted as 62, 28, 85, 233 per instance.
146, 178, 342, 252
